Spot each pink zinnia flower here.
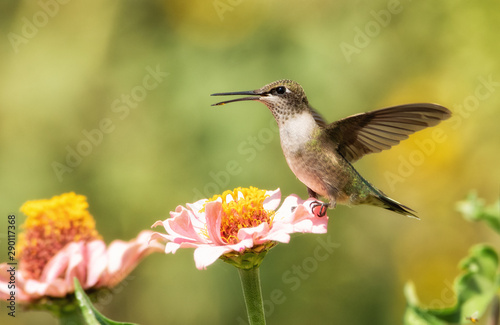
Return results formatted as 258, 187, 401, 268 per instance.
151, 187, 328, 270
0, 192, 163, 303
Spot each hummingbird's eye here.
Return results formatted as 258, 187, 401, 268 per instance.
276, 86, 286, 94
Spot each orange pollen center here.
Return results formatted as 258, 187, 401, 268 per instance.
205, 187, 274, 245
17, 192, 101, 279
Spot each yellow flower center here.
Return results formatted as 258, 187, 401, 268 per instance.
17, 192, 101, 279
205, 187, 274, 244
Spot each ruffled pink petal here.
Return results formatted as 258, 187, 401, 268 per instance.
22, 278, 56, 297
150, 231, 171, 243
39, 244, 73, 283
14, 268, 46, 302
154, 189, 329, 270
85, 240, 107, 288
0, 264, 11, 300
158, 205, 208, 243
273, 194, 302, 223
99, 230, 163, 288
139, 230, 165, 252
98, 240, 131, 287
236, 222, 287, 246
288, 198, 328, 234
228, 238, 255, 252
170, 204, 209, 242
193, 245, 234, 270
3, 231, 162, 302
63, 243, 87, 292
204, 201, 225, 245
262, 195, 328, 242
22, 263, 71, 298
186, 199, 210, 228
263, 188, 281, 211
24, 242, 87, 297
259, 224, 292, 244
165, 241, 202, 254
0, 263, 35, 302
237, 222, 269, 241
23, 242, 79, 297
106, 232, 145, 275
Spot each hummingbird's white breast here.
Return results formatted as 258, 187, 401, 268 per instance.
279, 111, 317, 149
279, 111, 330, 197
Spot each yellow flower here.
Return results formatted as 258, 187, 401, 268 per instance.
18, 192, 100, 279
152, 187, 328, 269
205, 186, 275, 244
0, 192, 163, 303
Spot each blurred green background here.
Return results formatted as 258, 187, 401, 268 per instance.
1, 0, 499, 324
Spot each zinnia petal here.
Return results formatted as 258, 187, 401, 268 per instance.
205, 201, 226, 245
152, 187, 329, 269
0, 193, 163, 304
194, 245, 233, 270
164, 205, 208, 243
85, 240, 108, 287
263, 188, 281, 211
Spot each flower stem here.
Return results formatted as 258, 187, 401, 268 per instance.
238, 267, 266, 325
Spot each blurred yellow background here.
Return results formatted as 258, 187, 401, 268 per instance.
1, 0, 499, 324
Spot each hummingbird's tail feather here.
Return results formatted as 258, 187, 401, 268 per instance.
373, 194, 419, 219
344, 159, 419, 218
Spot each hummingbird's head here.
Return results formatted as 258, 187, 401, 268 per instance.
211, 79, 309, 122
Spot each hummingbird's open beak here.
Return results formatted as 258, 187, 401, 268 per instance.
210, 90, 264, 106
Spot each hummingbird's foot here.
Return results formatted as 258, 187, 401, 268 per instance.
310, 201, 329, 217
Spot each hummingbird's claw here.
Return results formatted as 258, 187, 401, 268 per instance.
310, 201, 329, 217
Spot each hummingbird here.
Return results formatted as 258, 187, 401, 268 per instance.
211, 80, 451, 218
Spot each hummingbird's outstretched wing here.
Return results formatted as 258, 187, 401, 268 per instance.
323, 103, 451, 163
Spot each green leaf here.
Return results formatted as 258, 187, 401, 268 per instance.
457, 191, 500, 234
73, 278, 138, 325
404, 244, 500, 324
404, 283, 447, 325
